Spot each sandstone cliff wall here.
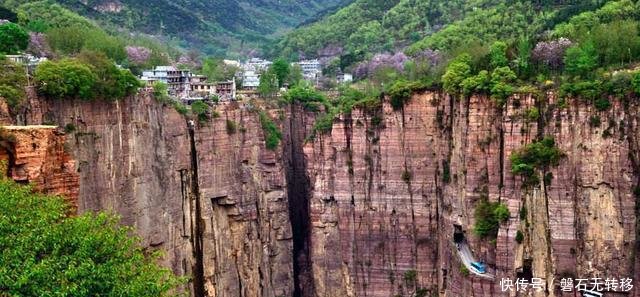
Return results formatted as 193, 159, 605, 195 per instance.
17, 91, 293, 297
0, 126, 79, 208
4, 89, 638, 297
301, 92, 639, 297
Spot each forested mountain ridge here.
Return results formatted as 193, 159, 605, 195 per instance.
0, 0, 353, 57
273, 0, 627, 64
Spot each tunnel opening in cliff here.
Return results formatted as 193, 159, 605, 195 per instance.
283, 104, 315, 297
453, 225, 464, 243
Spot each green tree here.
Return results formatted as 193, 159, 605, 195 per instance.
0, 22, 28, 54
46, 25, 89, 56
259, 111, 281, 150
510, 137, 564, 185
564, 42, 598, 77
632, 72, 640, 95
460, 70, 490, 96
284, 84, 327, 111
77, 51, 140, 100
346, 20, 385, 54
0, 58, 27, 109
288, 64, 304, 86
591, 20, 640, 66
34, 59, 97, 100
258, 68, 278, 98
489, 41, 509, 69
490, 66, 517, 104
153, 81, 170, 102
474, 198, 510, 238
201, 57, 238, 82
191, 101, 210, 122
0, 178, 184, 296
272, 58, 291, 88
442, 54, 472, 95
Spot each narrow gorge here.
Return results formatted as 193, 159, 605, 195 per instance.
1, 89, 638, 297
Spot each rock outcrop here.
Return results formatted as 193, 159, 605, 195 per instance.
300, 92, 639, 297
5, 89, 638, 297
0, 125, 79, 208
17, 91, 293, 297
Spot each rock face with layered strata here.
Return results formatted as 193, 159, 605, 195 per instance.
4, 88, 638, 297
300, 92, 639, 297
0, 126, 79, 208
18, 91, 293, 297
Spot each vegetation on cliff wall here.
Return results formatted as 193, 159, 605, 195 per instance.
474, 198, 510, 238
510, 137, 565, 186
0, 179, 184, 296
259, 111, 282, 150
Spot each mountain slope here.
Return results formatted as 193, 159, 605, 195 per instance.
274, 0, 613, 63
1, 0, 353, 57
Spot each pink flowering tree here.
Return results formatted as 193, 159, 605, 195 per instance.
531, 38, 572, 70
26, 32, 53, 58
125, 46, 151, 65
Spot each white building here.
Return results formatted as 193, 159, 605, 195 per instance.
223, 59, 241, 68
242, 71, 260, 90
297, 59, 321, 82
5, 54, 47, 66
5, 54, 48, 76
243, 58, 272, 72
141, 66, 191, 98
337, 73, 353, 84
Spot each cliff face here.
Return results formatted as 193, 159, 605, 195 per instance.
18, 91, 293, 297
5, 89, 638, 297
300, 92, 639, 297
0, 125, 79, 208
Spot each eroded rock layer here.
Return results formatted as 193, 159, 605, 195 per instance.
302, 92, 639, 297
5, 89, 638, 297
19, 91, 293, 297
0, 126, 79, 208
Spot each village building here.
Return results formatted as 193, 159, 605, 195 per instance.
297, 59, 322, 83
223, 59, 241, 68
337, 73, 353, 84
242, 71, 260, 90
188, 74, 217, 97
141, 66, 190, 98
243, 58, 272, 72
216, 80, 236, 101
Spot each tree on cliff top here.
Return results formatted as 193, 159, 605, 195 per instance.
0, 22, 29, 55
0, 178, 185, 296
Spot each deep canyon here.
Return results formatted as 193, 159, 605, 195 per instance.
0, 89, 638, 297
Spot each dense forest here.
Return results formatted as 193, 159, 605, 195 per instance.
274, 0, 630, 65
0, 0, 352, 57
